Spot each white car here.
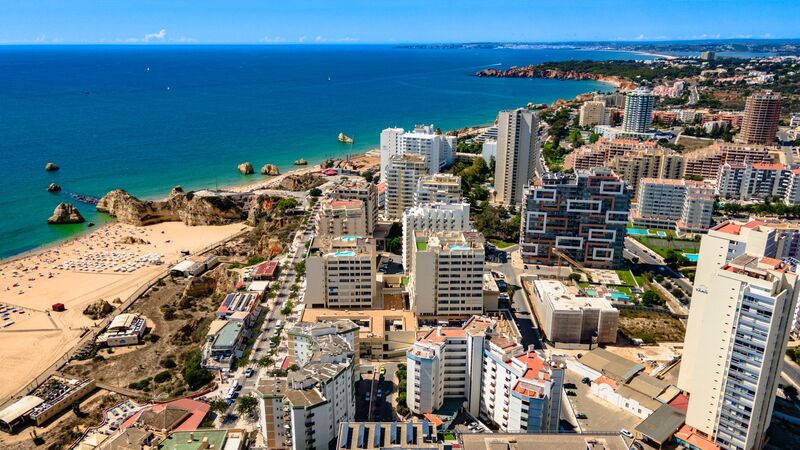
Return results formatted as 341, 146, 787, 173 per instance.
620, 429, 634, 439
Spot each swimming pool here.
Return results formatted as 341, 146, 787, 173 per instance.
682, 253, 699, 262
627, 228, 649, 236
610, 292, 632, 302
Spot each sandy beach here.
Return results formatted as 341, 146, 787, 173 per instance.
0, 221, 248, 403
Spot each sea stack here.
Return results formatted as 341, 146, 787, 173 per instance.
48, 202, 85, 224
293, 158, 308, 166
260, 164, 280, 176
44, 162, 59, 171
47, 183, 61, 192
237, 162, 254, 175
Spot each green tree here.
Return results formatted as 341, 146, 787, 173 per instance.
588, 132, 601, 143
183, 351, 214, 391
568, 129, 585, 148
363, 172, 374, 183
258, 356, 274, 368
276, 198, 299, 211
309, 187, 322, 197
641, 290, 664, 307
386, 236, 402, 254
236, 394, 259, 417
210, 399, 229, 415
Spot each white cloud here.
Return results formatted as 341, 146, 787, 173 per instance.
298, 35, 308, 42
760, 33, 772, 39
260, 36, 286, 43
691, 34, 721, 40
144, 29, 167, 42
315, 35, 326, 42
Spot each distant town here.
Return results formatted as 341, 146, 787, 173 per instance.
4, 47, 800, 450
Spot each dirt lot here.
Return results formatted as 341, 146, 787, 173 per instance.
617, 309, 685, 344
63, 267, 231, 400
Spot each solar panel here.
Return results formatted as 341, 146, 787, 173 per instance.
391, 422, 399, 444
423, 420, 432, 441
339, 423, 350, 448
357, 423, 366, 448
373, 424, 382, 447
406, 422, 414, 444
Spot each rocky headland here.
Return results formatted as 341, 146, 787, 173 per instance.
475, 66, 636, 90
48, 202, 85, 224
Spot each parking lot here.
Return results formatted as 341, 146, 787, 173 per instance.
355, 363, 398, 422
563, 369, 642, 434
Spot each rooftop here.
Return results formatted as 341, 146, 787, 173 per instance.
157, 430, 227, 450
301, 307, 417, 340
533, 280, 617, 311
459, 433, 629, 450
579, 348, 644, 383
635, 404, 686, 445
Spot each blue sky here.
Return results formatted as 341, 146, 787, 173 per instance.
1, 0, 797, 44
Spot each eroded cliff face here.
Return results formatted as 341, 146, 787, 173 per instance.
96, 188, 246, 226
475, 66, 636, 90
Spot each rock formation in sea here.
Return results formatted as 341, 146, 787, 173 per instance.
237, 162, 255, 175
260, 164, 280, 176
48, 202, 85, 224
44, 162, 59, 171
47, 183, 61, 192
293, 158, 308, 166
474, 66, 636, 90
97, 187, 247, 226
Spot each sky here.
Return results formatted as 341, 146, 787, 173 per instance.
1, 0, 798, 45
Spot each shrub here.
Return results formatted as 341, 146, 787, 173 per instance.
154, 371, 172, 383
161, 357, 177, 369
183, 351, 213, 391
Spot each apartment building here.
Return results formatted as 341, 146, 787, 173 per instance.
495, 108, 542, 206
564, 146, 606, 172
257, 320, 357, 450
379, 124, 455, 175
384, 153, 429, 220
565, 138, 657, 172
520, 168, 631, 269
528, 279, 619, 344
305, 236, 377, 309
631, 178, 714, 234
609, 147, 686, 196
405, 316, 564, 433
683, 143, 774, 180
679, 220, 799, 450
739, 90, 782, 145
330, 178, 379, 234
414, 173, 462, 206
622, 87, 656, 133
401, 203, 471, 271
579, 100, 609, 127
317, 199, 368, 239
716, 163, 791, 202
409, 230, 486, 316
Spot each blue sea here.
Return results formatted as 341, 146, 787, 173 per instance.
0, 45, 648, 258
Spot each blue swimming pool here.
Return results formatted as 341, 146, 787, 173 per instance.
610, 292, 632, 302
627, 228, 649, 236
682, 253, 699, 262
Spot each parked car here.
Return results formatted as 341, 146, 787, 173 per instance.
620, 429, 634, 439
244, 368, 255, 378
581, 377, 591, 384
576, 413, 588, 420
566, 390, 577, 397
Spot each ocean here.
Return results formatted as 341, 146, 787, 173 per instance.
0, 45, 647, 258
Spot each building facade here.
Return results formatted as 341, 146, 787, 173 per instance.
716, 163, 792, 203
520, 168, 631, 269
317, 199, 368, 239
380, 124, 455, 175
409, 230, 486, 316
622, 87, 656, 133
305, 236, 377, 309
579, 100, 609, 127
679, 220, 799, 450
739, 91, 782, 145
405, 316, 564, 433
330, 178, 379, 234
495, 108, 542, 206
414, 173, 462, 206
401, 203, 471, 271
608, 147, 686, 196
631, 178, 714, 234
384, 153, 429, 220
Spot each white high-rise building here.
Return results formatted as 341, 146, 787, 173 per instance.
316, 198, 368, 239
401, 203, 471, 271
406, 315, 564, 432
413, 173, 462, 206
384, 153, 429, 220
631, 178, 715, 234
330, 177, 379, 234
622, 87, 656, 133
679, 220, 799, 450
379, 124, 455, 176
305, 236, 377, 309
495, 108, 542, 206
408, 230, 485, 316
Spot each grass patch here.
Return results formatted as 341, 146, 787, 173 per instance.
489, 239, 516, 249
615, 270, 636, 287
618, 309, 685, 343
416, 241, 428, 251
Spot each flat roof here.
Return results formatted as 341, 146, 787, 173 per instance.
579, 348, 644, 383
158, 430, 227, 450
301, 308, 417, 339
460, 433, 629, 450
533, 279, 617, 311
254, 260, 279, 277
170, 260, 195, 272
213, 321, 244, 349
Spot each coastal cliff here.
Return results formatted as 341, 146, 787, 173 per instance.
97, 188, 245, 226
474, 66, 636, 90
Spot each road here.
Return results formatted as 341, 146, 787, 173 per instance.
355, 362, 399, 422
486, 252, 544, 350
211, 198, 320, 426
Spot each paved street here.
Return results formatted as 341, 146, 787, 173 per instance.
355, 362, 400, 422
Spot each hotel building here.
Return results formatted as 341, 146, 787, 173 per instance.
631, 178, 714, 234
716, 163, 792, 203
520, 168, 630, 269
679, 220, 799, 450
257, 320, 358, 450
739, 91, 782, 145
401, 203, 471, 271
413, 173, 462, 206
406, 316, 564, 432
384, 153, 429, 220
622, 87, 656, 133
495, 108, 542, 206
578, 100, 609, 127
330, 178, 379, 234
317, 199, 368, 239
408, 230, 486, 316
305, 236, 377, 309
379, 124, 455, 175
